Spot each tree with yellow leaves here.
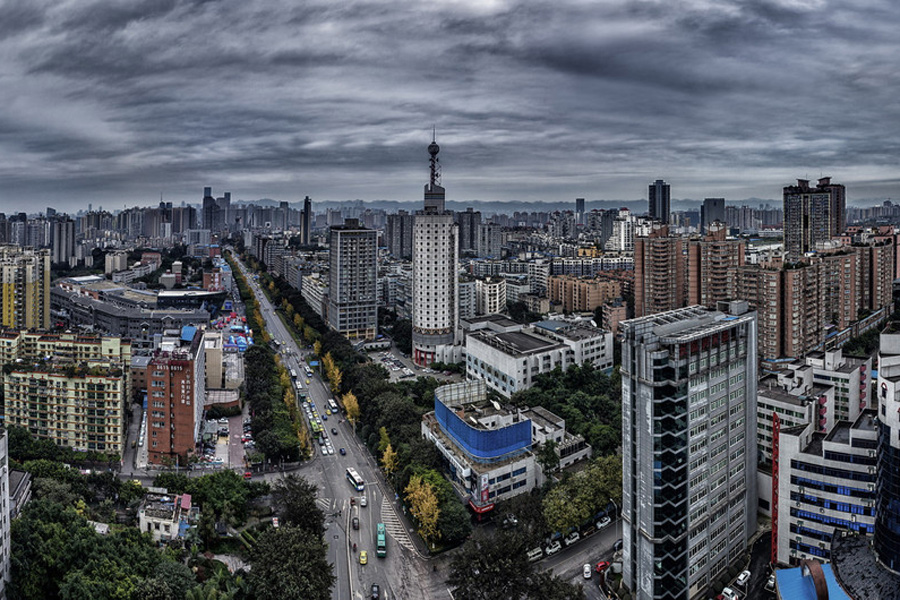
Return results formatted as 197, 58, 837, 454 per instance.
322, 352, 342, 393
313, 340, 322, 357
342, 391, 360, 428
405, 475, 441, 546
293, 314, 304, 330
381, 443, 398, 478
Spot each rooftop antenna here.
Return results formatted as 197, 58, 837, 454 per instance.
428, 126, 441, 187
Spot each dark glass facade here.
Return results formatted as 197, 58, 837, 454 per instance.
875, 422, 900, 571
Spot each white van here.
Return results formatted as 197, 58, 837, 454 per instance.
526, 548, 543, 562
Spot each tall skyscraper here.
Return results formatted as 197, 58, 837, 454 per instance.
876, 329, 900, 571
783, 177, 846, 262
300, 195, 312, 245
455, 207, 481, 256
649, 179, 671, 224
0, 246, 50, 330
700, 198, 725, 233
575, 197, 585, 224
385, 210, 414, 259
50, 217, 75, 266
621, 302, 757, 600
327, 218, 378, 340
201, 186, 221, 234
412, 135, 460, 366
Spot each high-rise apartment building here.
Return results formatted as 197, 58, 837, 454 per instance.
326, 218, 378, 340
412, 137, 460, 366
687, 223, 746, 309
50, 217, 75, 266
0, 246, 50, 330
700, 198, 725, 233
456, 208, 481, 256
633, 224, 686, 317
876, 328, 900, 571
385, 210, 415, 259
783, 177, 846, 262
547, 274, 623, 313
146, 328, 206, 465
621, 302, 757, 600
649, 179, 671, 224
1, 332, 132, 455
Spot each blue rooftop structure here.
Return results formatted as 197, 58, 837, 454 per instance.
776, 564, 851, 600
180, 325, 197, 342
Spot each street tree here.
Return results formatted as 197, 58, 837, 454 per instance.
248, 526, 335, 600
378, 426, 392, 455
381, 443, 398, 478
270, 475, 325, 538
445, 530, 581, 600
342, 391, 360, 427
405, 474, 441, 545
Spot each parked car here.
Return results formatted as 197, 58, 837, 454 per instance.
718, 587, 739, 600
613, 539, 623, 553
564, 531, 581, 546
595, 561, 611, 573
501, 513, 518, 529
597, 516, 612, 529
526, 547, 543, 562
583, 564, 592, 579
765, 574, 776, 591
736, 571, 751, 587
544, 541, 562, 556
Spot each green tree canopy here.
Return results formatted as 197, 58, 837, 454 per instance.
247, 526, 335, 600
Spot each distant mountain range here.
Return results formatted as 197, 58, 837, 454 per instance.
231, 196, 886, 214
233, 197, 781, 214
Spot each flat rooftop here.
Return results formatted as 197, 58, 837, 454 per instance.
470, 329, 562, 357
826, 421, 853, 445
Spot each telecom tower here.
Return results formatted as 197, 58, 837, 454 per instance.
412, 132, 460, 366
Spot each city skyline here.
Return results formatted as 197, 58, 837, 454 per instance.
2, 1, 900, 212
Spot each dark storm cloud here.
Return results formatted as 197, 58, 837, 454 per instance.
1, 0, 899, 212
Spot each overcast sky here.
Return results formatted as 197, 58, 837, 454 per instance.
1, 0, 898, 213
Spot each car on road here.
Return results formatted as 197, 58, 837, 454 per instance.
613, 539, 623, 553
331, 428, 338, 435
243, 471, 252, 480
583, 564, 592, 579
544, 541, 562, 556
718, 587, 739, 600
595, 561, 610, 573
526, 547, 543, 562
360, 496, 367, 507
765, 574, 775, 591
359, 551, 368, 565
371, 583, 380, 599
735, 570, 750, 587
327, 446, 334, 455
340, 448, 346, 455
597, 516, 612, 529
501, 513, 518, 529
564, 531, 581, 546
352, 517, 360, 530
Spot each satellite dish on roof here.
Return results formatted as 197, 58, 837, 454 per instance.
491, 400, 501, 411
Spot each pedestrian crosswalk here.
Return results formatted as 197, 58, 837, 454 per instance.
316, 497, 333, 512
381, 496, 416, 551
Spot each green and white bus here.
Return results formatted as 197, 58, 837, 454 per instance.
376, 523, 387, 558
